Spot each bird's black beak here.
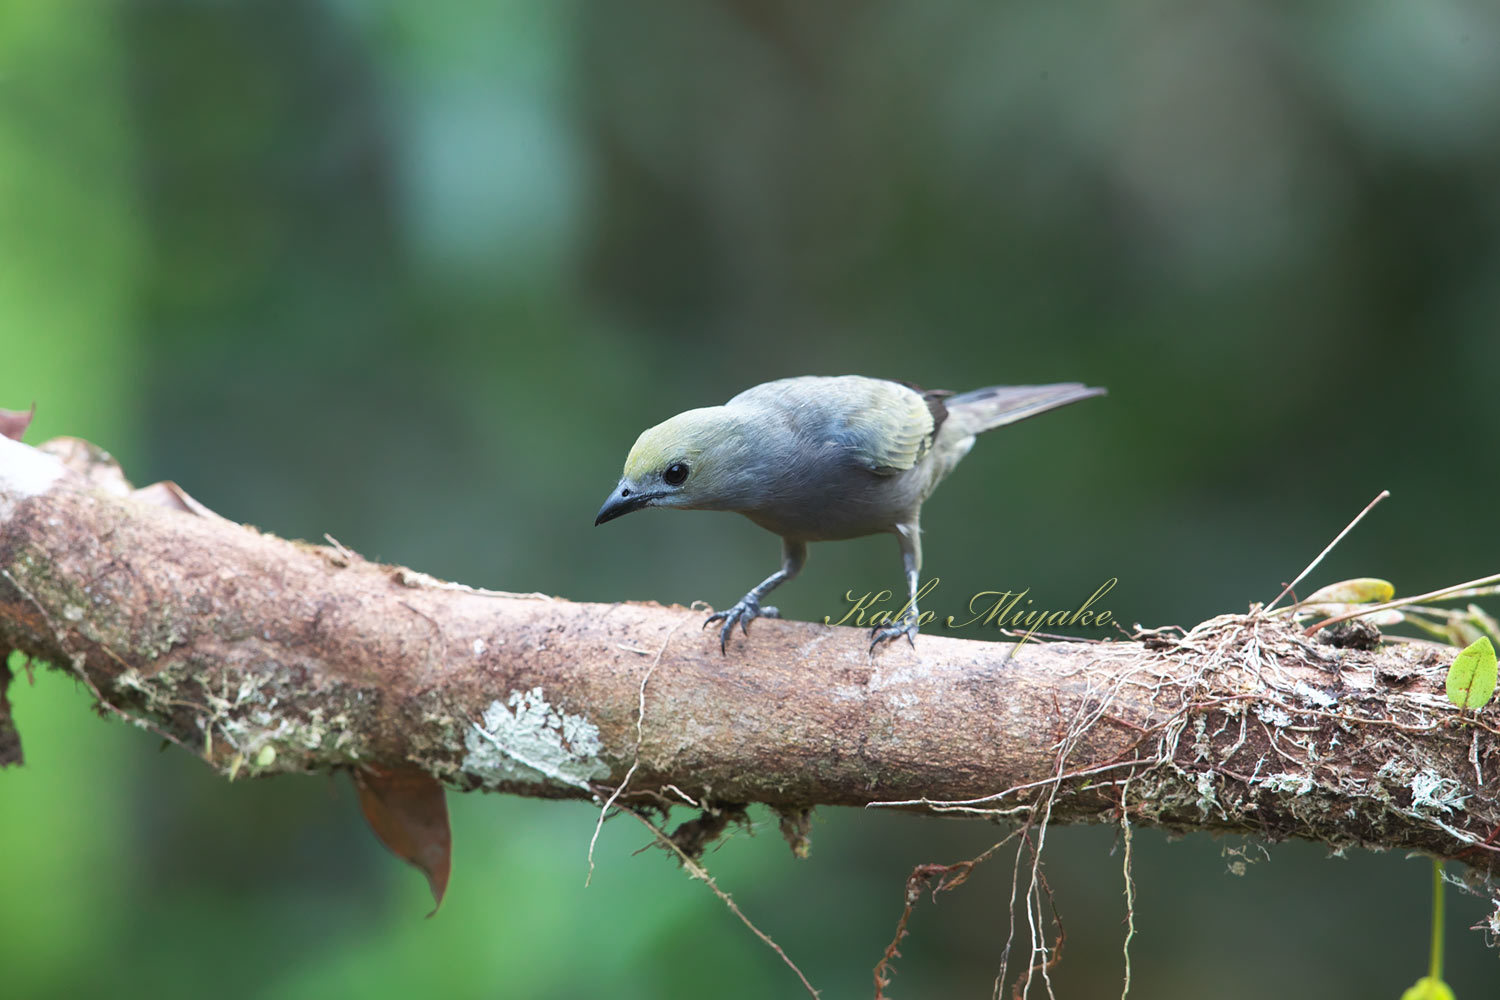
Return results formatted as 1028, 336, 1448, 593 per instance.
594, 483, 659, 526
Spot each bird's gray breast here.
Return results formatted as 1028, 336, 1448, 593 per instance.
735, 425, 931, 542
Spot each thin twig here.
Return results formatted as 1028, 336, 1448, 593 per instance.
874, 832, 1022, 999
626, 805, 820, 999
869, 757, 1154, 811
587, 617, 688, 885
1265, 490, 1389, 613
1119, 778, 1136, 1000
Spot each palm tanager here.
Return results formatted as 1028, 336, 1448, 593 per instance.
595, 375, 1105, 651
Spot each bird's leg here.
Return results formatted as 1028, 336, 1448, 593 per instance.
871, 523, 922, 651
705, 539, 806, 653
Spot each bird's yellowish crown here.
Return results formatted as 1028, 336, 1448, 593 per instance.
621, 407, 740, 481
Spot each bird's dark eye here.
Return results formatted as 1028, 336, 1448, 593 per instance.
663, 462, 689, 486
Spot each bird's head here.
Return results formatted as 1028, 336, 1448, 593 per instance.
594, 407, 750, 525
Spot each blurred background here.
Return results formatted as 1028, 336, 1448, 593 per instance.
3, 0, 1499, 996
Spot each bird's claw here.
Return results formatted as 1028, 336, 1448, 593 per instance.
704, 599, 779, 653
869, 614, 919, 653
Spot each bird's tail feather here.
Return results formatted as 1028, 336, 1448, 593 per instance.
945, 383, 1106, 435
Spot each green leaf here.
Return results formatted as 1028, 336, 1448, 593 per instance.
1400, 976, 1454, 1000
1446, 635, 1498, 710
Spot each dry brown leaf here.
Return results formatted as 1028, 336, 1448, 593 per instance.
351, 764, 452, 915
0, 404, 36, 442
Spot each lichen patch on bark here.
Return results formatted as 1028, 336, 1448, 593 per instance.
463, 687, 609, 791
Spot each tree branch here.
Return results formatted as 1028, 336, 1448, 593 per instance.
3, 433, 1498, 886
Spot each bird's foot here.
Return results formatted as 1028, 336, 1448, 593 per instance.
704, 597, 780, 653
869, 614, 919, 653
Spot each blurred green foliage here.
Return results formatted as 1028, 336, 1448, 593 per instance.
3, 1, 1499, 997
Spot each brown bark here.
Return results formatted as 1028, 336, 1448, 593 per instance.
2, 433, 1498, 884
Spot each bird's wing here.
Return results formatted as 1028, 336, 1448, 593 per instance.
840, 379, 945, 475
731, 376, 943, 476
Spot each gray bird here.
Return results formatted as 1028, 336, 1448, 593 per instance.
594, 375, 1105, 651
